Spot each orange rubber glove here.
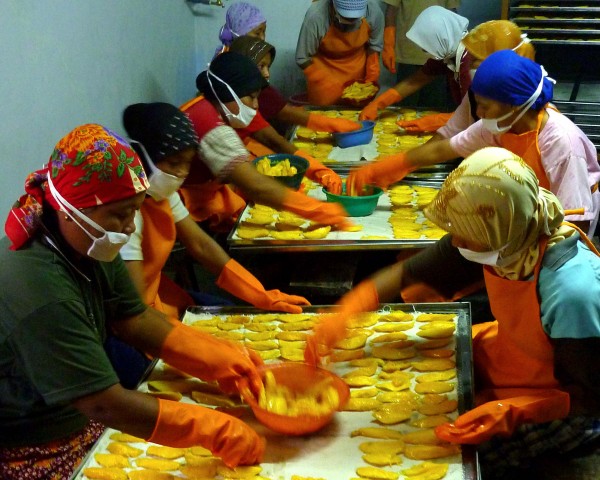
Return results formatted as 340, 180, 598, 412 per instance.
364, 51, 381, 83
435, 390, 570, 445
359, 88, 403, 121
346, 153, 415, 195
281, 189, 354, 229
304, 279, 379, 366
306, 113, 361, 133
217, 259, 311, 314
148, 399, 265, 468
397, 113, 453, 133
295, 150, 342, 195
382, 26, 397, 73
159, 322, 264, 397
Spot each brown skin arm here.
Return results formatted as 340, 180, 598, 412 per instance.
72, 307, 175, 438
124, 260, 147, 300
274, 104, 311, 128
175, 215, 230, 275
385, 4, 398, 27
404, 137, 460, 169
227, 161, 290, 207
251, 125, 298, 155
392, 68, 438, 100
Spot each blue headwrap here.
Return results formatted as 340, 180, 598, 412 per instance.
471, 50, 553, 110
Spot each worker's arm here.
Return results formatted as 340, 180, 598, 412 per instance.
252, 125, 297, 155
175, 215, 230, 274
124, 260, 147, 300
392, 68, 438, 100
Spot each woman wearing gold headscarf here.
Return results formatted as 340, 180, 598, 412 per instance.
305, 147, 600, 477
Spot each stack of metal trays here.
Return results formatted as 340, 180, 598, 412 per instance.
510, 0, 600, 46
553, 100, 600, 151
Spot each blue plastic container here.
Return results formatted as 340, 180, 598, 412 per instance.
332, 120, 375, 149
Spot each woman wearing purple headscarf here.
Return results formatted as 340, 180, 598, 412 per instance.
214, 1, 267, 57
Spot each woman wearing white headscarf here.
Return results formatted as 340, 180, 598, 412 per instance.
305, 147, 600, 477
360, 5, 470, 120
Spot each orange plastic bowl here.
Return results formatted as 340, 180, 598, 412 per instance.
241, 362, 350, 436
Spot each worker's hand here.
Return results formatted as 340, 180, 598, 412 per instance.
159, 322, 264, 398
346, 153, 414, 195
364, 51, 381, 83
148, 399, 265, 468
397, 113, 453, 133
217, 259, 311, 314
435, 390, 570, 445
306, 113, 361, 133
359, 89, 403, 121
304, 280, 379, 366
281, 190, 354, 230
295, 150, 343, 195
382, 26, 397, 73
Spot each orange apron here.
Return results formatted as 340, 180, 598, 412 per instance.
307, 19, 371, 105
472, 238, 562, 407
139, 198, 193, 319
244, 137, 275, 158
499, 107, 550, 189
179, 95, 247, 232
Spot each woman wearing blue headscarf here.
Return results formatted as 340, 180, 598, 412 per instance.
349, 49, 600, 236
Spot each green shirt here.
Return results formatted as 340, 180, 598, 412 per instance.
0, 233, 147, 446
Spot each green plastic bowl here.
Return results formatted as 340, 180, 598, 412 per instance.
323, 184, 383, 217
253, 154, 309, 190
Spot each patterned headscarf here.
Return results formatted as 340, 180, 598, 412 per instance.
218, 2, 266, 47
5, 124, 149, 250
462, 20, 535, 61
229, 35, 276, 66
424, 147, 565, 279
406, 6, 469, 62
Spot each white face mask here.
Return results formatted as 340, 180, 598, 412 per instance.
457, 246, 502, 266
129, 140, 185, 201
207, 69, 257, 128
47, 176, 130, 262
481, 67, 549, 135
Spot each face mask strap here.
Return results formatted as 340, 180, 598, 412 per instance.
46, 175, 106, 240
128, 139, 160, 176
207, 68, 244, 113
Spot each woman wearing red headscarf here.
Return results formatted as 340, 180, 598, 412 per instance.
0, 125, 264, 479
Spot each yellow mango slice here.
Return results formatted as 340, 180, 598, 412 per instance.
343, 365, 378, 378
370, 333, 411, 344
349, 358, 383, 368
276, 331, 307, 341
416, 324, 456, 339
135, 458, 179, 471
378, 311, 414, 322
347, 312, 379, 327
362, 452, 403, 466
355, 466, 399, 479
106, 442, 143, 458
94, 453, 130, 468
331, 349, 365, 362
372, 345, 417, 360
279, 347, 304, 361
216, 464, 263, 478
404, 444, 461, 460
420, 349, 454, 358
401, 429, 443, 445
373, 404, 413, 424
183, 452, 220, 468
373, 323, 413, 333
217, 322, 241, 331
415, 370, 456, 383
351, 387, 379, 398
381, 360, 412, 372
402, 461, 449, 479
303, 225, 331, 239
245, 330, 278, 341
344, 375, 378, 387
279, 320, 314, 331
351, 427, 404, 440
414, 382, 455, 394
410, 415, 451, 429
377, 391, 416, 403
359, 440, 405, 454
376, 381, 410, 393
415, 313, 456, 323
378, 370, 414, 383
256, 349, 281, 360
82, 467, 127, 480
213, 330, 244, 341
236, 226, 270, 239
245, 322, 277, 332
186, 446, 212, 456
415, 338, 451, 350
336, 333, 370, 350
418, 399, 458, 415
179, 460, 220, 478
144, 446, 184, 460
245, 340, 279, 351
108, 432, 145, 443
411, 358, 456, 372
344, 397, 381, 411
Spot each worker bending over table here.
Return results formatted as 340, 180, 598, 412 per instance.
0, 125, 265, 479
307, 147, 600, 479
296, 0, 384, 106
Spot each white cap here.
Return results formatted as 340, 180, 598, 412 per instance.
333, 0, 367, 19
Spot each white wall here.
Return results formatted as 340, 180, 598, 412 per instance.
0, 0, 501, 222
0, 0, 197, 217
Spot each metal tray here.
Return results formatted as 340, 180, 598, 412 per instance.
227, 181, 443, 253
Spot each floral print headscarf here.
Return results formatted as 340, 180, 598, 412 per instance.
5, 124, 149, 250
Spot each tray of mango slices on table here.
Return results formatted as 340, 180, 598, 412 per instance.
72, 303, 477, 480
227, 179, 448, 253
290, 107, 453, 177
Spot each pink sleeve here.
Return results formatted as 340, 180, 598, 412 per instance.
449, 121, 501, 158
438, 95, 474, 138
